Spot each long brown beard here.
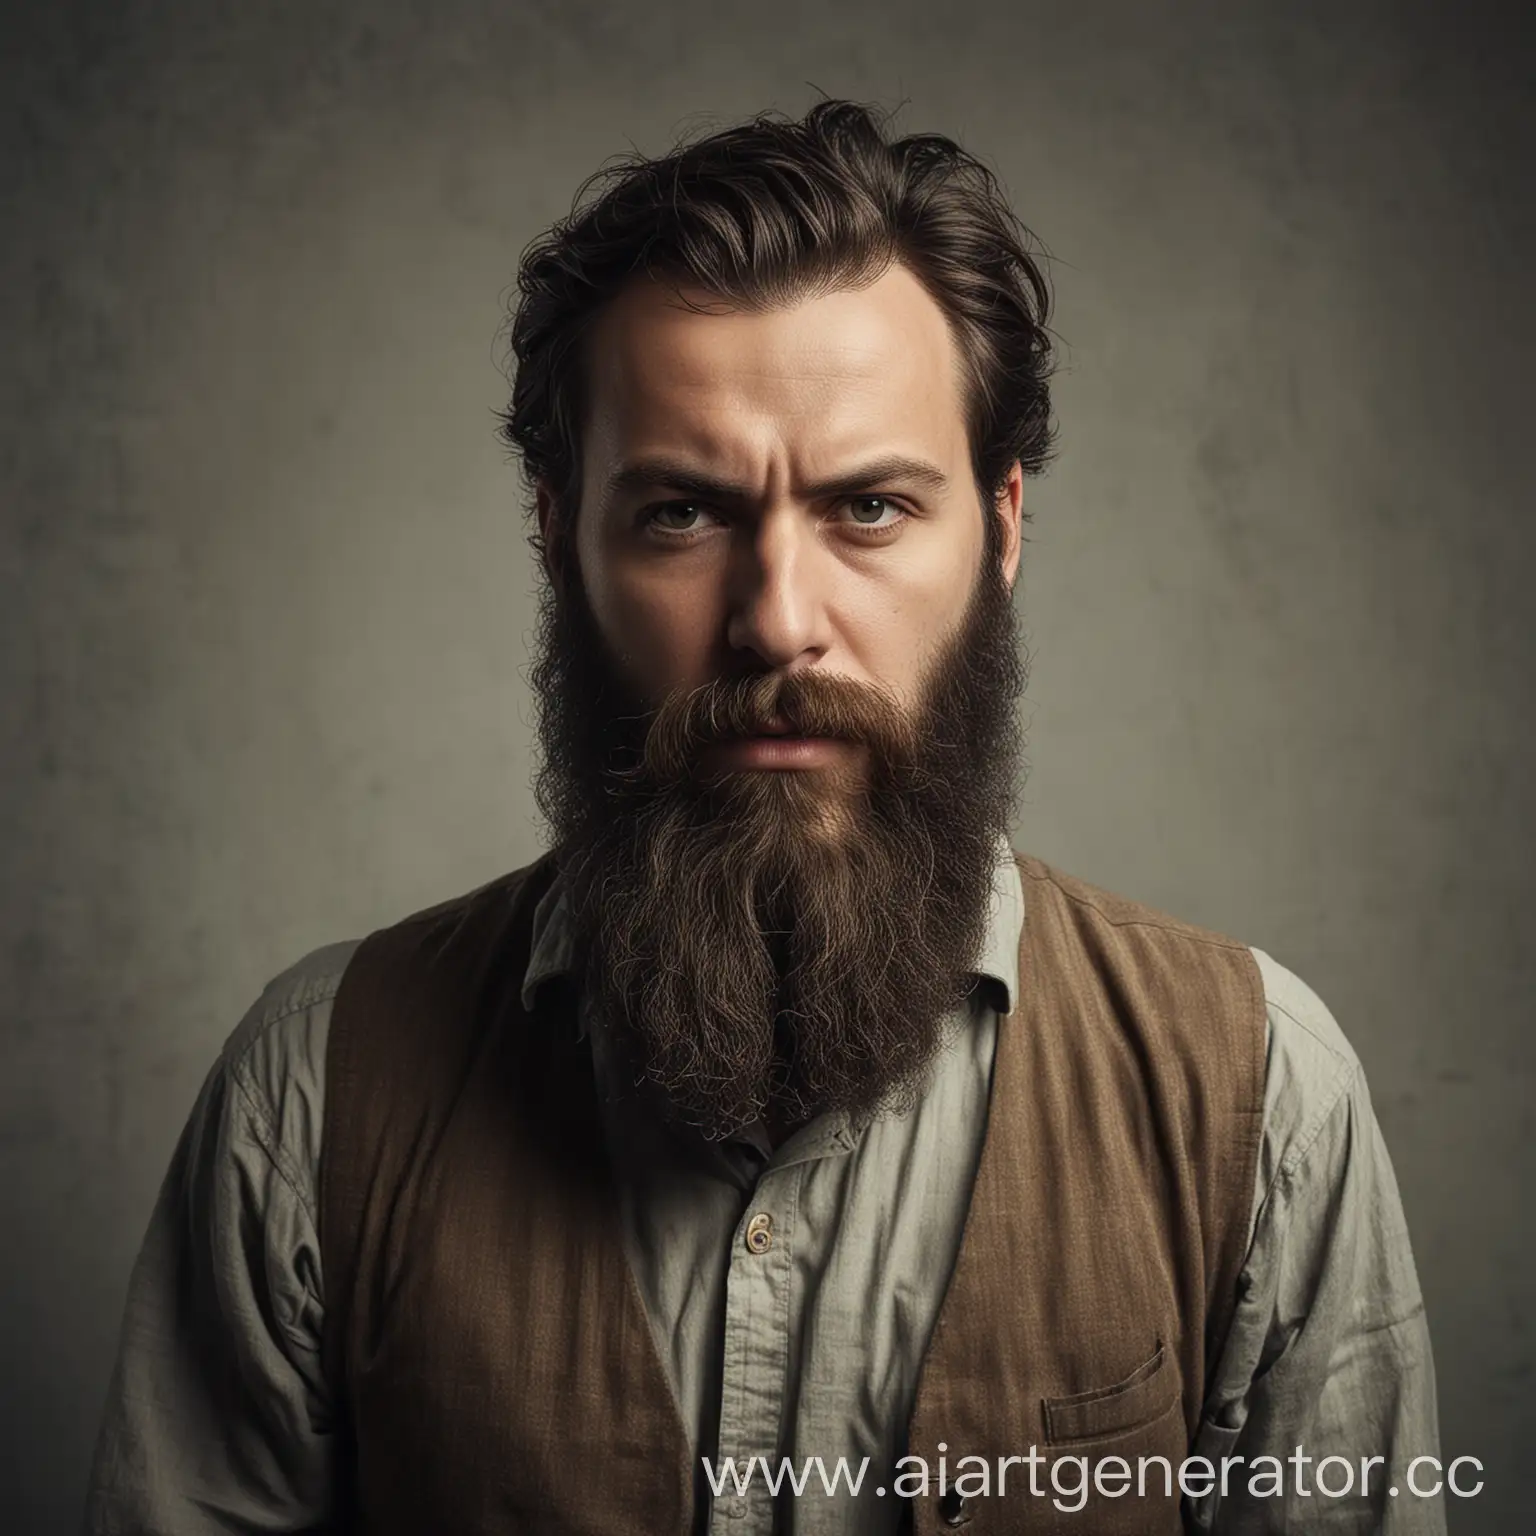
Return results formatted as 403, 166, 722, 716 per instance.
529, 545, 1027, 1141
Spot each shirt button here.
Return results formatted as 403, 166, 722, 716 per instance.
744, 1212, 774, 1254
938, 1488, 974, 1525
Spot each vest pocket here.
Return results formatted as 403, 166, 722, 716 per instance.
1042, 1340, 1179, 1445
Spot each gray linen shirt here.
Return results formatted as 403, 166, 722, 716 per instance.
84, 846, 1444, 1533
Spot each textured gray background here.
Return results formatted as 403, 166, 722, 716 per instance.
2, 0, 1531, 1530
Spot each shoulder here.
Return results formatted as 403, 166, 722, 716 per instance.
1014, 856, 1266, 1061
335, 854, 559, 1007
1252, 946, 1361, 1080
1249, 946, 1367, 1197
1016, 854, 1254, 957
1011, 858, 1271, 1162
1015, 856, 1360, 1104
214, 939, 363, 1203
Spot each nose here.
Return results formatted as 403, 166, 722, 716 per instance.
724, 509, 832, 671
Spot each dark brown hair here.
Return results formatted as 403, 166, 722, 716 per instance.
498, 99, 1057, 561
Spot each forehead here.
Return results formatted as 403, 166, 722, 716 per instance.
580, 262, 970, 478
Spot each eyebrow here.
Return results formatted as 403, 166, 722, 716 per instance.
600, 452, 952, 508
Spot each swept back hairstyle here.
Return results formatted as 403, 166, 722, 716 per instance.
498, 99, 1057, 565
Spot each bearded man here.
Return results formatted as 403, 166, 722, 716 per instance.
85, 101, 1444, 1535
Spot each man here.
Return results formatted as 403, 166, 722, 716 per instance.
85, 101, 1443, 1534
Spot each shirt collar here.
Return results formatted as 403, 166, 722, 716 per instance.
520, 868, 577, 1014
974, 831, 1024, 1015
519, 831, 1025, 1025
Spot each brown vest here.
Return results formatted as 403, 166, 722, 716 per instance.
320, 852, 1265, 1533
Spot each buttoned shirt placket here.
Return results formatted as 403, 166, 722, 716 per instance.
709, 1115, 862, 1533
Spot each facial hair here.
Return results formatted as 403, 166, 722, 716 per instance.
528, 542, 1028, 1141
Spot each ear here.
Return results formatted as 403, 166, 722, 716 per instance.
535, 479, 567, 596
994, 461, 1024, 588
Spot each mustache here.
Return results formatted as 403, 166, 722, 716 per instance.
633, 669, 923, 784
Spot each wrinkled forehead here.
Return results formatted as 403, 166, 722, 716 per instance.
578, 264, 972, 489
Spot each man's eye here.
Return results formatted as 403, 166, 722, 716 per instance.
843, 496, 904, 528
648, 502, 711, 532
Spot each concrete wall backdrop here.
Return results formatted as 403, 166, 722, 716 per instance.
2, 0, 1530, 1529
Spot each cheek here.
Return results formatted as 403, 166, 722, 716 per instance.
588, 571, 718, 695
841, 560, 972, 705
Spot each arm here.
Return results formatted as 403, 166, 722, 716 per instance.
1191, 951, 1444, 1534
83, 962, 343, 1534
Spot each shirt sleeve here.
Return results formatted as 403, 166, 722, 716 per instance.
82, 947, 351, 1535
1189, 948, 1445, 1534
